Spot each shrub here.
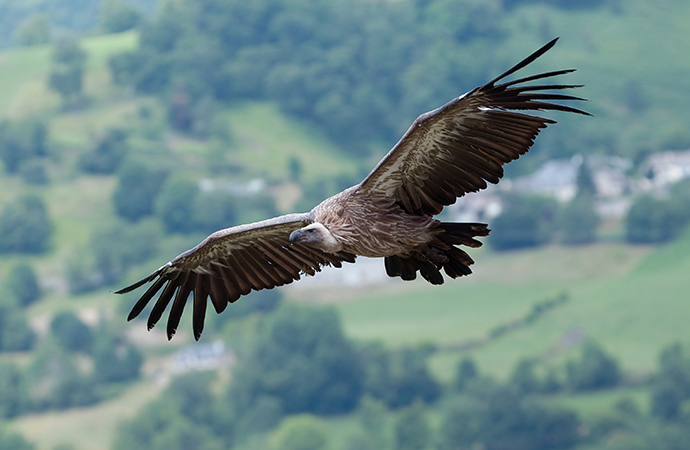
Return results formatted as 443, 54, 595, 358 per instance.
558, 195, 599, 245
50, 311, 93, 353
625, 195, 687, 244
92, 334, 143, 383
491, 195, 557, 251
5, 263, 41, 307
0, 195, 54, 253
566, 341, 620, 391
0, 120, 48, 173
0, 305, 36, 352
113, 161, 168, 221
79, 129, 129, 174
228, 305, 364, 415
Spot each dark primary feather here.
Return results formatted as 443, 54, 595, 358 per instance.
358, 37, 591, 216
115, 213, 356, 340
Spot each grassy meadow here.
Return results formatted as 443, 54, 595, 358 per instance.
299, 234, 690, 381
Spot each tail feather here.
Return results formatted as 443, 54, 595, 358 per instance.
384, 254, 403, 277
383, 222, 489, 284
418, 260, 444, 285
400, 257, 418, 281
437, 222, 489, 248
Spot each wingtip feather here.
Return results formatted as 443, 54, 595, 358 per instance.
486, 37, 560, 87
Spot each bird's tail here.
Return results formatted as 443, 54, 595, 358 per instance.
384, 222, 489, 284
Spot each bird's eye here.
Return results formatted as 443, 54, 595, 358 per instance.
307, 229, 315, 233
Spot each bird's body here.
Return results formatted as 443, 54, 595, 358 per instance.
309, 186, 437, 258
116, 38, 590, 340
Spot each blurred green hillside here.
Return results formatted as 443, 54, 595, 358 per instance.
0, 1, 689, 449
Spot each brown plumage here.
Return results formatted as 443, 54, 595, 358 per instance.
116, 38, 590, 340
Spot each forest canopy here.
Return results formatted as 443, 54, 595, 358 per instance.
109, 0, 600, 157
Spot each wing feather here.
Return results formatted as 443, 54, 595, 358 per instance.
357, 38, 591, 216
192, 276, 210, 340
223, 255, 253, 295
167, 272, 195, 338
208, 275, 230, 313
115, 213, 355, 340
147, 281, 177, 331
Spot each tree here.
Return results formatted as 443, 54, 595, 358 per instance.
79, 128, 129, 174
0, 120, 48, 174
0, 363, 30, 418
100, 0, 143, 33
288, 156, 303, 181
389, 346, 441, 408
393, 402, 431, 450
4, 263, 41, 307
510, 358, 542, 395
650, 343, 690, 421
92, 333, 143, 382
357, 396, 387, 449
566, 341, 620, 391
113, 161, 168, 221
15, 14, 51, 46
48, 37, 87, 105
19, 159, 49, 185
113, 374, 231, 450
558, 195, 599, 245
274, 415, 329, 450
437, 396, 486, 450
0, 195, 54, 253
229, 305, 364, 415
193, 191, 238, 234
342, 432, 376, 450
28, 343, 99, 410
575, 160, 597, 197
155, 176, 198, 233
168, 85, 195, 131
0, 303, 36, 352
455, 357, 479, 391
651, 381, 684, 421
50, 311, 93, 353
490, 195, 557, 251
438, 388, 580, 450
232, 396, 283, 442
625, 194, 688, 244
360, 343, 440, 408
87, 220, 160, 286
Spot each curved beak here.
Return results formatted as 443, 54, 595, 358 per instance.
289, 229, 303, 244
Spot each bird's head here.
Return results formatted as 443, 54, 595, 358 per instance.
289, 222, 342, 252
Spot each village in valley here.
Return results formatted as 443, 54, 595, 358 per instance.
449, 149, 690, 224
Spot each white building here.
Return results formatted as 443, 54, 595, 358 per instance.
639, 149, 690, 192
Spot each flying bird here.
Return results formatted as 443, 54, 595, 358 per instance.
116, 38, 590, 340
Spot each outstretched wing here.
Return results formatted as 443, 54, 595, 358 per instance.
358, 38, 591, 216
115, 213, 356, 340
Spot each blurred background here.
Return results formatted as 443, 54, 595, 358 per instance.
0, 0, 689, 449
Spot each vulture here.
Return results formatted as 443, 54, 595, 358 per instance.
116, 38, 590, 340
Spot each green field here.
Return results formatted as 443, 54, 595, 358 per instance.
299, 235, 690, 381
11, 380, 164, 450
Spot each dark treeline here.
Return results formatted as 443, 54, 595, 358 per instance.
0, 0, 157, 48
110, 0, 540, 153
